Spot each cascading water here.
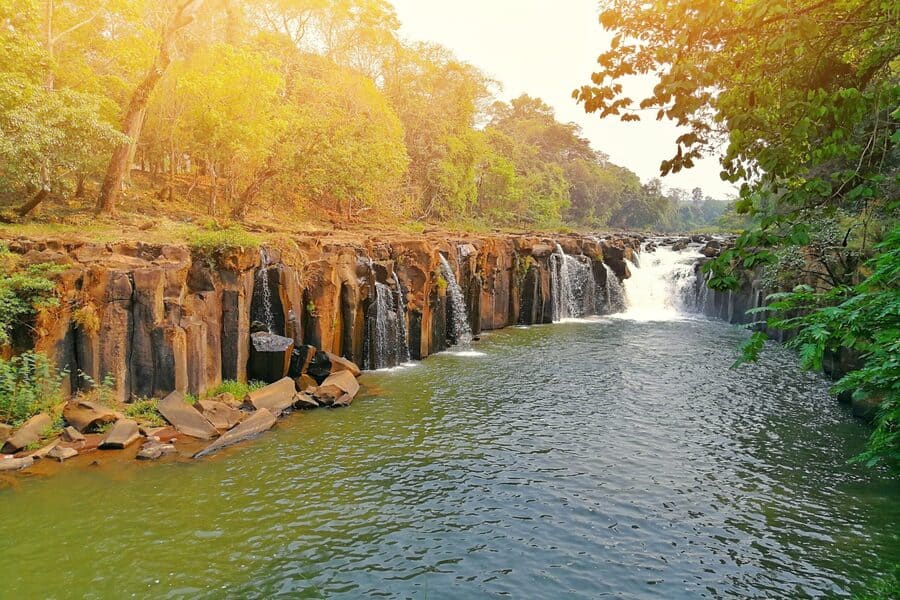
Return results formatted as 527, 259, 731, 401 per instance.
393, 272, 411, 364
255, 247, 275, 333
364, 279, 410, 370
551, 244, 597, 320
603, 263, 627, 313
618, 242, 703, 321
439, 254, 473, 347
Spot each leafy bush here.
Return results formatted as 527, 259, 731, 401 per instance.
124, 398, 164, 427
206, 379, 265, 400
189, 225, 260, 256
0, 247, 66, 345
0, 351, 66, 426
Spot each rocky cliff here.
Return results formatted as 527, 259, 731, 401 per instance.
5, 231, 640, 402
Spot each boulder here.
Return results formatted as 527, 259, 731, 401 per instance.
293, 392, 319, 409
193, 408, 277, 459
157, 391, 219, 440
288, 345, 317, 378
2, 413, 52, 453
314, 370, 360, 406
99, 419, 141, 449
0, 456, 34, 472
296, 374, 318, 392
244, 377, 296, 415
306, 350, 361, 383
248, 332, 294, 383
63, 400, 117, 433
197, 400, 244, 430
48, 445, 78, 462
0, 424, 11, 446
28, 440, 60, 460
61, 426, 85, 443
210, 392, 238, 406
326, 352, 361, 377
136, 440, 176, 460
142, 426, 179, 443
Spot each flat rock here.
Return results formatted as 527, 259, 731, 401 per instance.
157, 391, 219, 440
244, 377, 296, 415
293, 392, 319, 409
210, 392, 238, 406
193, 408, 277, 459
296, 374, 318, 392
315, 371, 360, 406
63, 400, 117, 433
197, 400, 244, 430
136, 441, 176, 461
28, 440, 60, 460
61, 426, 85, 443
48, 446, 78, 462
0, 456, 34, 472
325, 352, 361, 377
2, 413, 52, 453
99, 419, 141, 450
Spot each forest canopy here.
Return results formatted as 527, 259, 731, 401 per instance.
0, 0, 732, 231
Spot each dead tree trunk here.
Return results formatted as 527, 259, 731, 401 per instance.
230, 168, 276, 219
17, 188, 50, 218
96, 0, 204, 215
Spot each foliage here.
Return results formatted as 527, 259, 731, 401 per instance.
124, 398, 164, 426
0, 350, 65, 426
206, 379, 265, 399
0, 248, 66, 345
581, 0, 898, 467
189, 224, 260, 257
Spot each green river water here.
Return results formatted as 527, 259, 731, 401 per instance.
1, 318, 897, 599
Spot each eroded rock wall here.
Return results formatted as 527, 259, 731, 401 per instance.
6, 231, 640, 401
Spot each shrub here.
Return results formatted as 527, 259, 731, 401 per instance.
189, 225, 260, 257
0, 351, 66, 427
0, 248, 66, 345
124, 398, 164, 427
206, 379, 266, 399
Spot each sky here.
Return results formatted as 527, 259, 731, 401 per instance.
391, 0, 737, 198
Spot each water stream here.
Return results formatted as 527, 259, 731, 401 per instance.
364, 277, 410, 370
438, 254, 473, 348
253, 247, 276, 333
2, 242, 897, 598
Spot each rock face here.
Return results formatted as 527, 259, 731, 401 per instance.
193, 408, 277, 459
157, 392, 219, 440
248, 332, 294, 383
2, 413, 51, 453
10, 231, 640, 402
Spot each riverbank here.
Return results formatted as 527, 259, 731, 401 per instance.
2, 228, 654, 477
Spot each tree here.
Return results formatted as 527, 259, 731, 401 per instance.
96, 0, 205, 215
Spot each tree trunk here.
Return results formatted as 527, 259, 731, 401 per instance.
75, 174, 86, 198
96, 1, 204, 215
17, 188, 50, 217
230, 168, 275, 219
207, 160, 218, 216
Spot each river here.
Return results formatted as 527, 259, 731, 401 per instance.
1, 245, 897, 599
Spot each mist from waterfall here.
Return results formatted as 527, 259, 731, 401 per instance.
618, 243, 703, 321
603, 263, 627, 313
439, 254, 473, 347
551, 244, 597, 321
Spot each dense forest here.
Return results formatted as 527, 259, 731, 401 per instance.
0, 0, 734, 232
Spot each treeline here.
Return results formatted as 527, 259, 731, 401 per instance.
0, 0, 730, 230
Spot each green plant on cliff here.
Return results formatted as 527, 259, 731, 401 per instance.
125, 398, 164, 427
207, 379, 266, 400
189, 224, 260, 258
0, 350, 65, 426
0, 247, 66, 345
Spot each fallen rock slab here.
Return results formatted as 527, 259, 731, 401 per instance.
296, 374, 317, 392
197, 400, 244, 430
63, 400, 117, 433
28, 440, 61, 460
136, 440, 176, 461
293, 392, 319, 409
48, 446, 78, 462
2, 413, 52, 453
0, 456, 34, 472
99, 419, 141, 450
193, 408, 277, 459
314, 370, 360, 406
157, 392, 219, 440
0, 424, 12, 446
61, 426, 85, 443
244, 377, 296, 415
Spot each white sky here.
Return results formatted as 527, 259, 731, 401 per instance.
391, 0, 737, 198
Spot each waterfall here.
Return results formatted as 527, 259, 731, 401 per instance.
618, 242, 703, 321
393, 272, 411, 364
255, 247, 275, 333
438, 254, 473, 347
364, 280, 410, 370
603, 263, 627, 313
551, 244, 596, 320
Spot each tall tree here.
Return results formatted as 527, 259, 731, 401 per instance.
96, 0, 205, 215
